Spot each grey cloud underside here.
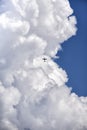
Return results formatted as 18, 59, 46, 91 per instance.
0, 0, 87, 130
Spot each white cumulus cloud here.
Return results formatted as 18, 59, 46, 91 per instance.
0, 0, 87, 130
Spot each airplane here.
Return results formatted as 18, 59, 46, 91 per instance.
42, 57, 47, 62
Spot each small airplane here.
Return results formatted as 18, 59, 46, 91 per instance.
42, 57, 47, 62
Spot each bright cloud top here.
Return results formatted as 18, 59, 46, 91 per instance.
0, 0, 87, 130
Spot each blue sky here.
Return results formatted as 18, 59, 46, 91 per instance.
56, 0, 87, 96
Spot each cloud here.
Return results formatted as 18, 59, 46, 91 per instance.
0, 0, 87, 130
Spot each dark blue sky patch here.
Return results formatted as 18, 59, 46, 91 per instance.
56, 0, 87, 96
